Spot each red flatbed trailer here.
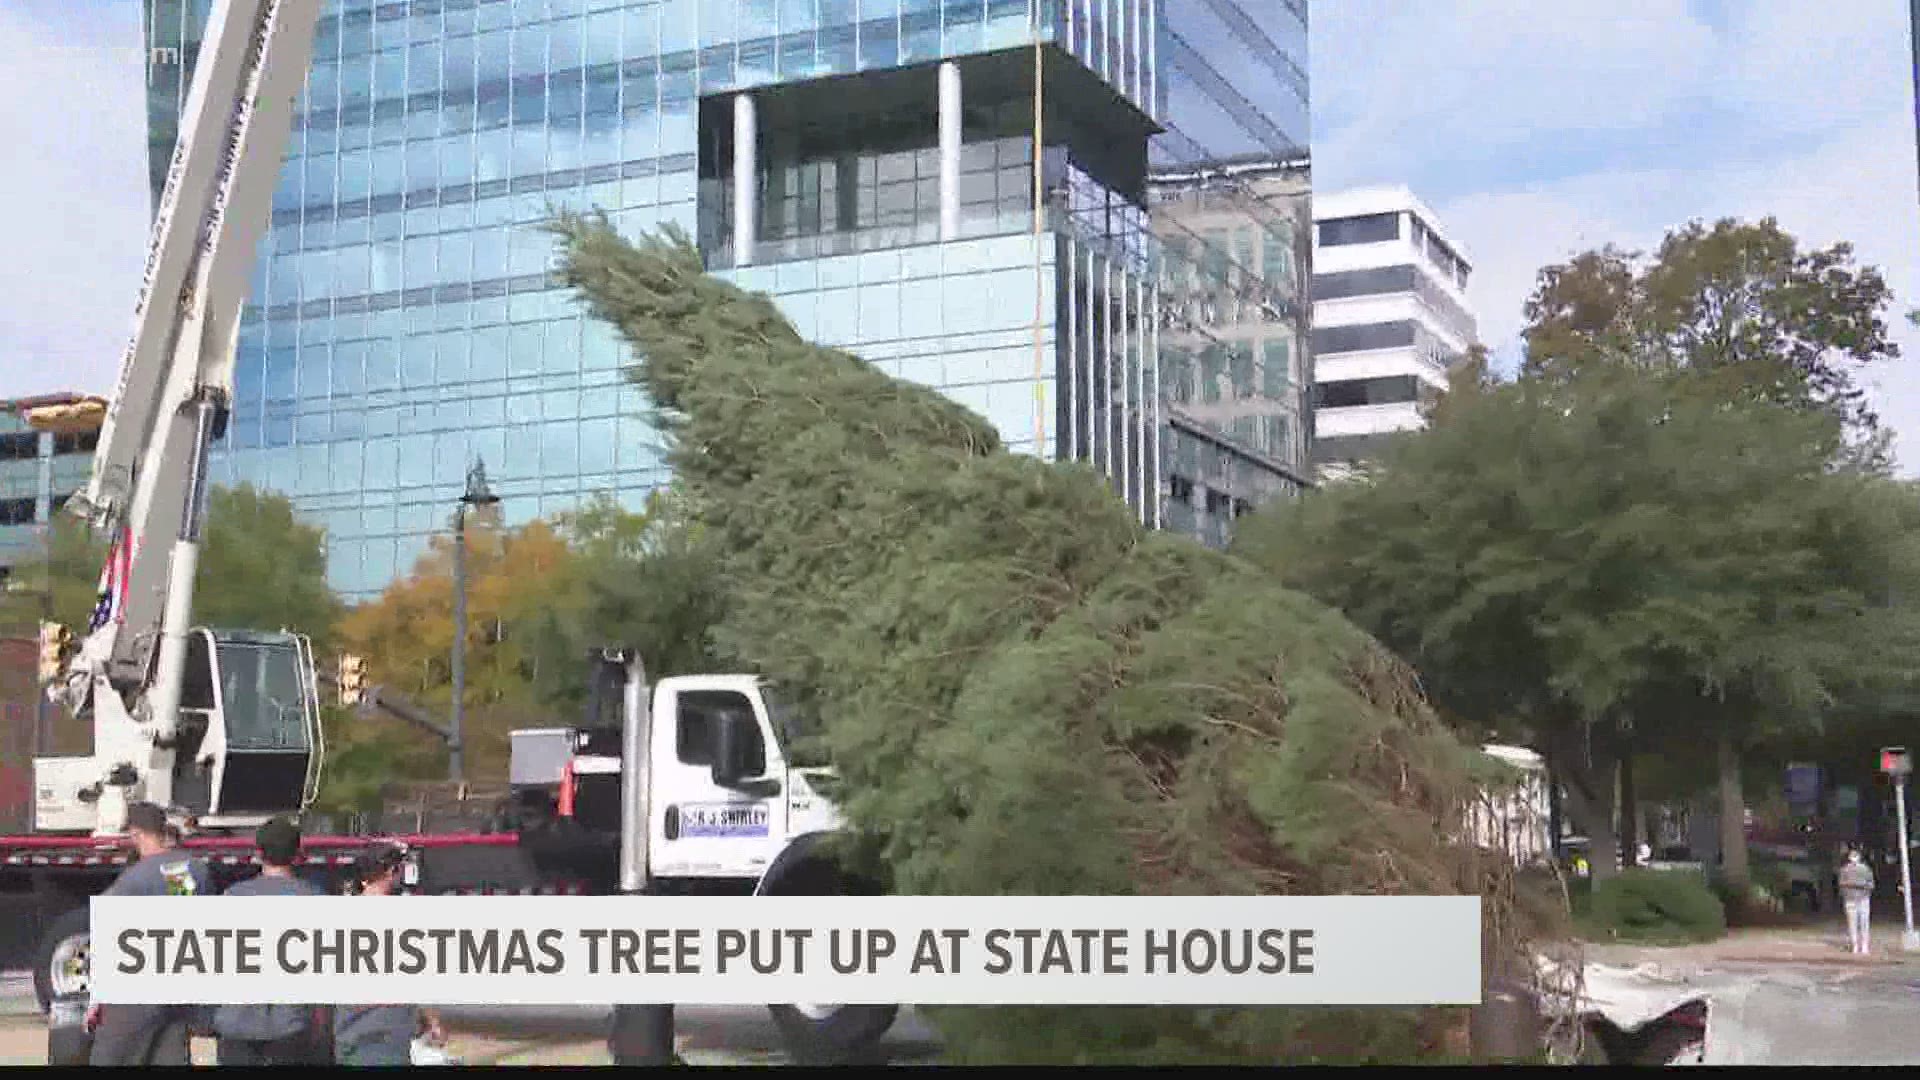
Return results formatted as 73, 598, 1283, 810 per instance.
0, 826, 604, 1012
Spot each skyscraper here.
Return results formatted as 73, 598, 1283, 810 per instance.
144, 1, 1308, 596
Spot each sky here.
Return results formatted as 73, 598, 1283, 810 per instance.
2, 0, 1917, 465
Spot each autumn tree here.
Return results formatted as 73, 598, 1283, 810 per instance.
1522, 217, 1900, 464
332, 511, 575, 785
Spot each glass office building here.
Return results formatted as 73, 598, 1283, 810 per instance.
1146, 2, 1314, 548
145, 0, 1304, 596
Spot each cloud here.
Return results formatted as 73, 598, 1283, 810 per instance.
1312, 0, 1721, 193
0, 2, 148, 399
1314, 0, 1920, 470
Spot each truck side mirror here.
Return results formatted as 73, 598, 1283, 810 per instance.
711, 711, 763, 788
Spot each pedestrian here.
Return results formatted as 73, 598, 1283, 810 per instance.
85, 801, 214, 1066
211, 815, 332, 1064
1838, 845, 1875, 955
332, 841, 448, 1065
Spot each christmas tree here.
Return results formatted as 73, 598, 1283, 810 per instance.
549, 217, 1542, 1062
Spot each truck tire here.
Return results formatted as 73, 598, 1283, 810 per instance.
34, 906, 91, 1014
767, 1002, 899, 1065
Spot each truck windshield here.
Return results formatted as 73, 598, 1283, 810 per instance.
765, 692, 830, 769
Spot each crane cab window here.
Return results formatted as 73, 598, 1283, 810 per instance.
216, 638, 313, 751
676, 690, 765, 775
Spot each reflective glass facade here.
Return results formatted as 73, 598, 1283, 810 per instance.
146, 0, 1296, 594
1147, 1, 1312, 549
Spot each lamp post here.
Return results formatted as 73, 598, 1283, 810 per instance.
450, 459, 499, 784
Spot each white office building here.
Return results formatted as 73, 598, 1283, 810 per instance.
1309, 187, 1478, 475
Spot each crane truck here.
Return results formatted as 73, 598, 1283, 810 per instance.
0, 0, 895, 1062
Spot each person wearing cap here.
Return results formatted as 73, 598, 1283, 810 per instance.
211, 816, 331, 1064
332, 842, 448, 1065
86, 801, 214, 1066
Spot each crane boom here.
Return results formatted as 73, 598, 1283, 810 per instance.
41, 0, 325, 836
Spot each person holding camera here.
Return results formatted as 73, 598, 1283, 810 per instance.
331, 842, 448, 1065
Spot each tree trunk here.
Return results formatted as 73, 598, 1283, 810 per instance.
1717, 720, 1750, 896
1619, 745, 1638, 869
1546, 731, 1620, 882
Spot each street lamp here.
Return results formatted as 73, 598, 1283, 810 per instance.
450, 459, 499, 784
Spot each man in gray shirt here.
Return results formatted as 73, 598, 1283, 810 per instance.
86, 801, 214, 1066
212, 816, 331, 1064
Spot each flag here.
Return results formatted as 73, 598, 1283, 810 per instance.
89, 526, 131, 633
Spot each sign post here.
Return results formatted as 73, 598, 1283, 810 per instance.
1881, 748, 1919, 952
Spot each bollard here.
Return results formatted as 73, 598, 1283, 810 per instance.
608, 1003, 680, 1066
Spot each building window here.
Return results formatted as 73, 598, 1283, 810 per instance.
0, 433, 37, 462
53, 430, 99, 456
0, 497, 36, 526
1199, 347, 1225, 404
1315, 375, 1422, 409
1313, 321, 1418, 355
1226, 342, 1254, 399
1316, 212, 1399, 247
1313, 264, 1417, 301
1263, 227, 1292, 282
1260, 338, 1291, 397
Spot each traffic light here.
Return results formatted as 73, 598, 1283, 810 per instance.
1881, 747, 1911, 778
337, 653, 366, 707
36, 621, 71, 684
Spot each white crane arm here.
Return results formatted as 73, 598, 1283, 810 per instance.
67, 0, 322, 697
43, 0, 324, 835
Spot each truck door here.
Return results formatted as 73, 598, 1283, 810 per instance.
650, 681, 790, 880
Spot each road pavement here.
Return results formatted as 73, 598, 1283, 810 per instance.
1579, 925, 1920, 1066
2, 946, 1915, 1064
0, 972, 941, 1065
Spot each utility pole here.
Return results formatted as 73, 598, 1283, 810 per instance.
1882, 747, 1918, 951
449, 459, 498, 784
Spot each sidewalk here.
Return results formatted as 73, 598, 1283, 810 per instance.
0, 1026, 758, 1066
1586, 922, 1920, 970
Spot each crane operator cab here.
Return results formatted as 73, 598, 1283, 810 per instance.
33, 628, 324, 835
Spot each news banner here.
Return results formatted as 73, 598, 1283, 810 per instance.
91, 896, 1479, 1007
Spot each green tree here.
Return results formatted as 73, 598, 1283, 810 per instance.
195, 483, 343, 646
525, 487, 727, 716
0, 514, 107, 637
1521, 217, 1900, 463
548, 216, 1546, 1063
2, 484, 340, 646
1238, 367, 1920, 889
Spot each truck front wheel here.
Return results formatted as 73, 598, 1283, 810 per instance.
767, 1002, 900, 1065
34, 906, 91, 1013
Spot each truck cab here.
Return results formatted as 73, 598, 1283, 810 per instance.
535, 675, 845, 888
